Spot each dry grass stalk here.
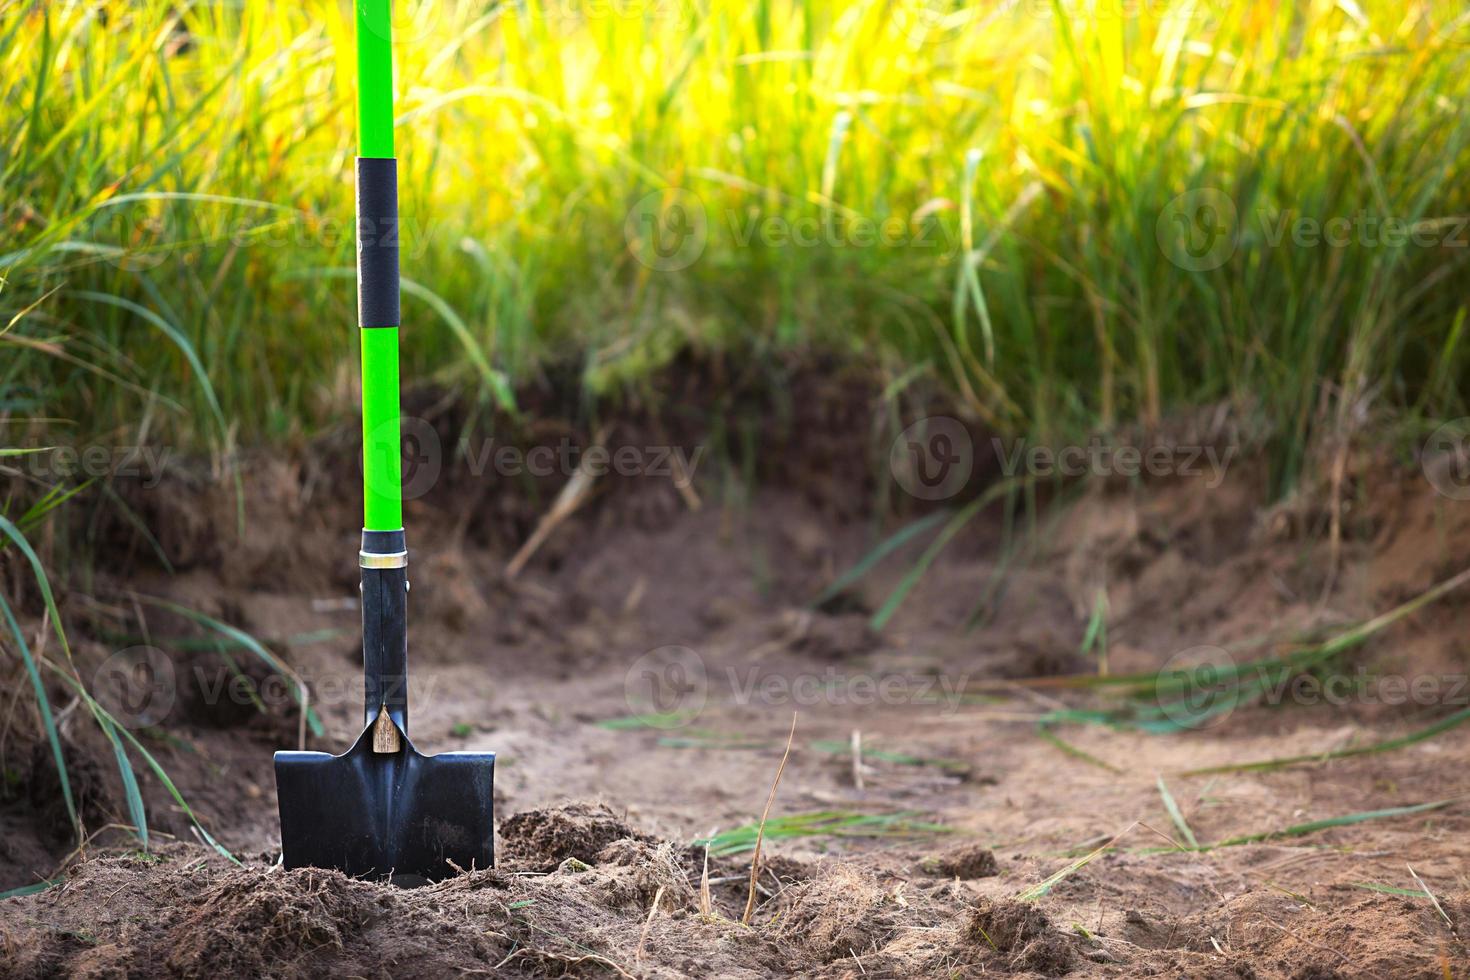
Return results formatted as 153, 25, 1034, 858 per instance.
743, 712, 797, 926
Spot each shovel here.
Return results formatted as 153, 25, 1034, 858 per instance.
273, 0, 494, 884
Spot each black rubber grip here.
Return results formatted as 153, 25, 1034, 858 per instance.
356, 157, 400, 328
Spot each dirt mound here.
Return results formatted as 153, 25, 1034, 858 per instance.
163, 868, 387, 976
589, 838, 697, 910
774, 863, 895, 963
499, 801, 652, 872
965, 898, 1074, 975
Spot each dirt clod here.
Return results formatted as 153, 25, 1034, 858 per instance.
775, 863, 892, 963
590, 839, 695, 910
499, 802, 650, 872
923, 842, 999, 879
164, 868, 377, 976
966, 897, 1048, 951
966, 898, 1072, 974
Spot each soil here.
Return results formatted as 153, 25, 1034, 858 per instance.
2, 368, 1470, 977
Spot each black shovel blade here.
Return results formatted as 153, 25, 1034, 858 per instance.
274, 725, 494, 884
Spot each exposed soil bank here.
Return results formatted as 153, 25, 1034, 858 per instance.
3, 371, 1469, 976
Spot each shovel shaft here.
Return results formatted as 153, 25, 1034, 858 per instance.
357, 0, 402, 532
356, 0, 394, 159
361, 529, 408, 732
357, 2, 408, 732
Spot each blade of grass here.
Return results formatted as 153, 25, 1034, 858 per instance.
1079, 588, 1109, 674
0, 590, 78, 840
596, 711, 699, 730
1406, 864, 1453, 931
133, 595, 322, 739
99, 716, 148, 848
743, 712, 796, 925
1350, 882, 1427, 898
43, 662, 238, 865
808, 509, 950, 609
0, 880, 61, 900
872, 478, 1024, 630
1179, 704, 1470, 776
1205, 798, 1462, 851
694, 810, 951, 858
1034, 724, 1122, 774
1017, 822, 1138, 902
1156, 776, 1199, 850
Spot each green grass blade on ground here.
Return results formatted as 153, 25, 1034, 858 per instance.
0, 880, 62, 900
0, 514, 152, 846
1204, 798, 1463, 851
1155, 776, 1199, 850
1034, 725, 1122, 774
1037, 563, 1470, 734
595, 711, 700, 731
99, 716, 148, 849
1179, 704, 1470, 777
1016, 823, 1138, 902
695, 810, 950, 857
41, 662, 239, 865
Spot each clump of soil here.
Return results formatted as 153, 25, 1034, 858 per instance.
966, 898, 1073, 974
499, 801, 650, 872
790, 612, 880, 660
774, 863, 894, 963
589, 838, 696, 910
164, 868, 383, 976
922, 842, 999, 879
966, 897, 1048, 949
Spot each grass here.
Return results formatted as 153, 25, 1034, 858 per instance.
1017, 562, 1470, 734
0, 0, 1466, 472
694, 809, 950, 857
1178, 703, 1470, 777
1155, 776, 1198, 850
1200, 797, 1462, 851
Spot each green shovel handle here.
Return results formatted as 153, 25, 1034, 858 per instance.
357, 0, 402, 532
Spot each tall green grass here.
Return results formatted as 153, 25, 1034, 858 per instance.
1, 0, 1466, 467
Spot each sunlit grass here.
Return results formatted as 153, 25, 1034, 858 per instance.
1, 0, 1467, 475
